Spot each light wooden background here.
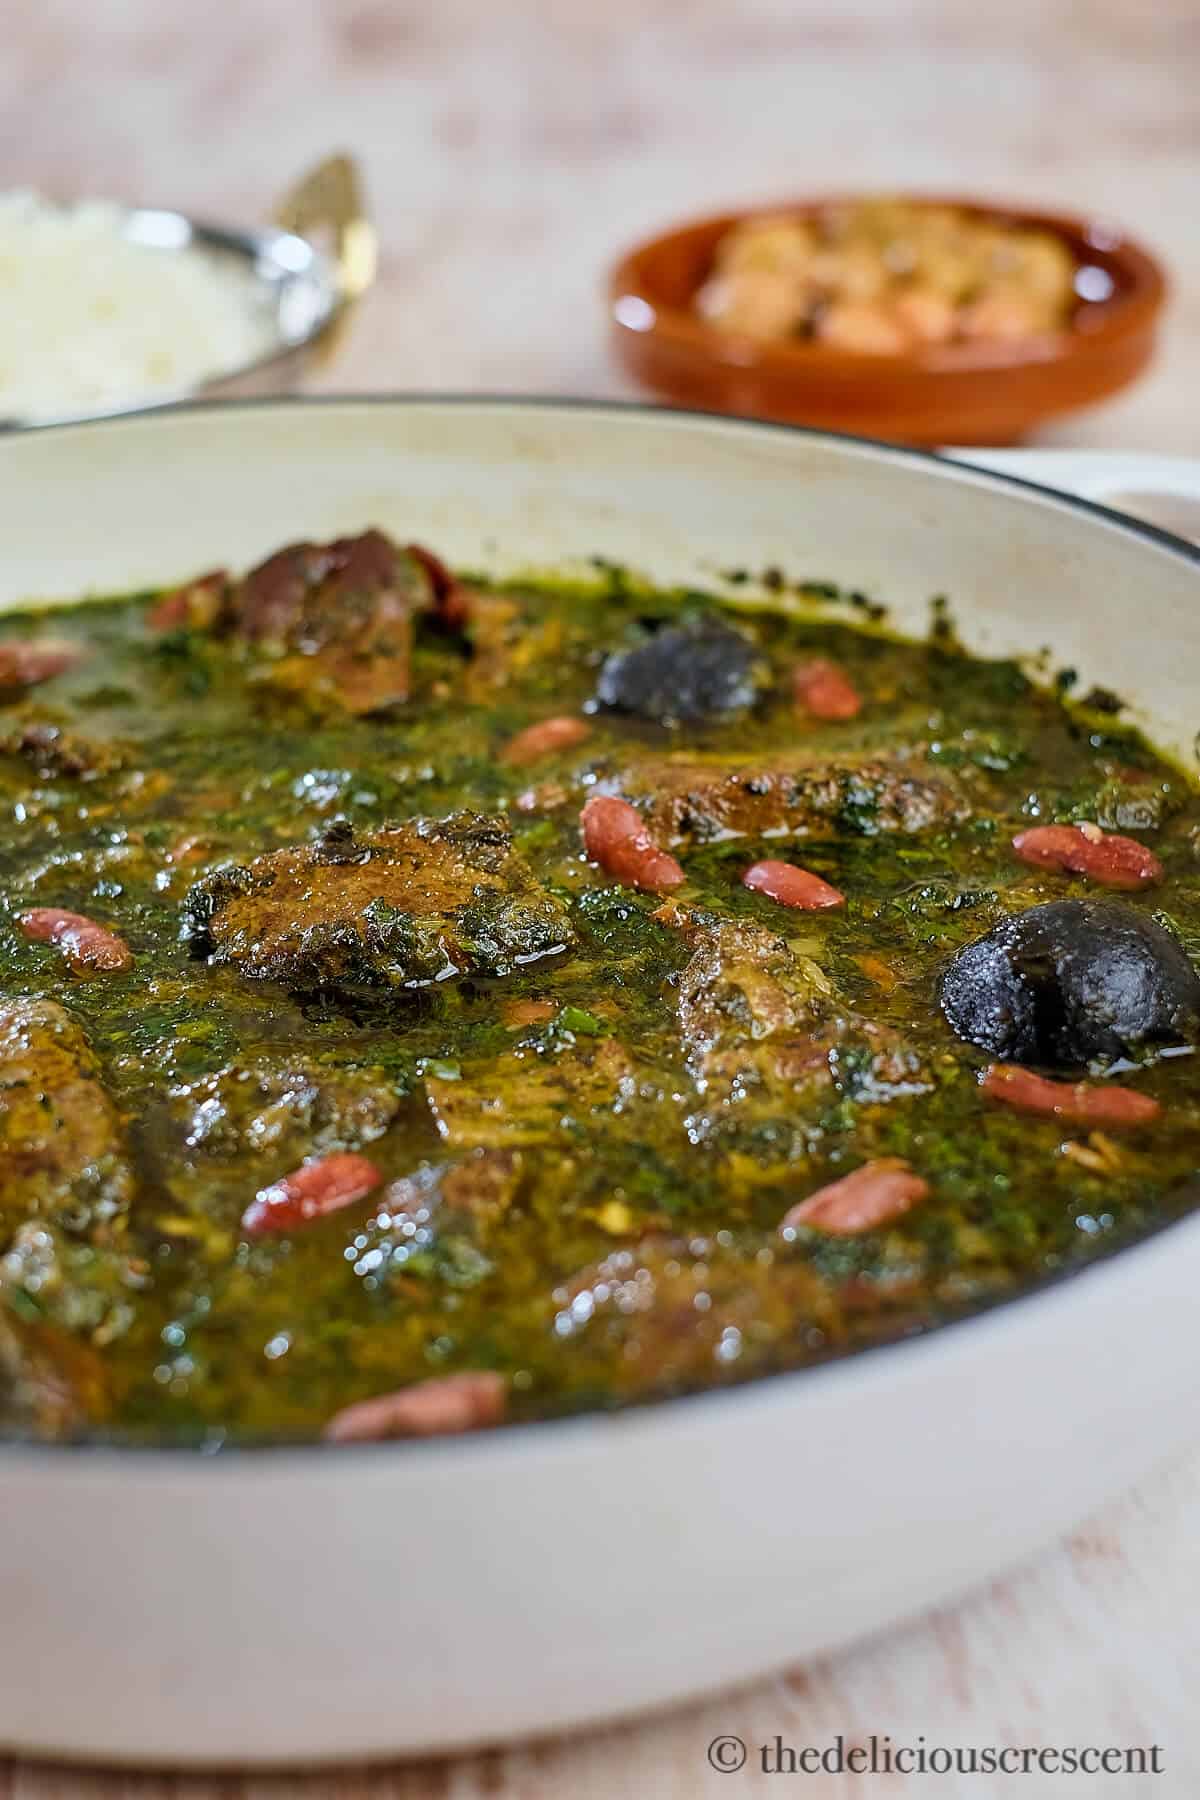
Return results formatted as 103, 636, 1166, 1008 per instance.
1, 1, 1198, 1794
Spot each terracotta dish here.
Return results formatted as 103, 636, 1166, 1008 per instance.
610, 197, 1166, 444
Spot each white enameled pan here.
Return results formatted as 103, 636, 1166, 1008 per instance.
1, 400, 1199, 1766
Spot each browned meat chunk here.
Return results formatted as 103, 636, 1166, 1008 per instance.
461, 591, 568, 700
461, 591, 521, 697
614, 751, 964, 848
154, 532, 569, 710
0, 999, 132, 1227
668, 914, 929, 1153
228, 530, 435, 715
676, 917, 833, 1088
0, 1303, 110, 1440
426, 1038, 635, 1150
0, 721, 123, 780
383, 1150, 527, 1243
1, 1218, 144, 1358
440, 1149, 525, 1225
183, 813, 575, 992
551, 1235, 840, 1401
168, 1057, 404, 1162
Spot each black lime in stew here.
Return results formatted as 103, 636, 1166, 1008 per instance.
2, 533, 1199, 1445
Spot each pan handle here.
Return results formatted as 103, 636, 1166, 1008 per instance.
946, 448, 1200, 546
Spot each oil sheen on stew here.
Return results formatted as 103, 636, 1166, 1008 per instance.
1, 532, 1198, 1446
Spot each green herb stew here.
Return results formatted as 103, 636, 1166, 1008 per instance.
2, 532, 1198, 1446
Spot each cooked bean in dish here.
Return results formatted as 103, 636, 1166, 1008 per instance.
696, 198, 1082, 350
2, 533, 1198, 1445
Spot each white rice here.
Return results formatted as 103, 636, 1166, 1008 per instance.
0, 191, 281, 424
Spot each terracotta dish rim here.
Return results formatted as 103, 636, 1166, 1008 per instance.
609, 193, 1167, 376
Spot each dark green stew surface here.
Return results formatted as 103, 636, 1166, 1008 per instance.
1, 532, 1198, 1446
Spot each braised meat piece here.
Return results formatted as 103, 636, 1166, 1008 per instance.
381, 1151, 528, 1248
426, 1038, 635, 1149
940, 898, 1200, 1068
676, 917, 833, 1085
0, 1304, 110, 1440
439, 1148, 526, 1225
551, 1235, 840, 1401
169, 1057, 404, 1161
183, 814, 575, 992
613, 751, 964, 847
228, 528, 431, 714
1, 1218, 143, 1374
159, 531, 444, 714
0, 999, 132, 1225
0, 721, 122, 780
150, 1056, 407, 1235
154, 534, 533, 710
595, 620, 766, 724
668, 914, 928, 1151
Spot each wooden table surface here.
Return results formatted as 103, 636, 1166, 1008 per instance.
2, 1, 1198, 1793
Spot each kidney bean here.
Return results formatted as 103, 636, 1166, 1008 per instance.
501, 715, 592, 766
0, 640, 81, 689
322, 1370, 508, 1443
241, 1152, 382, 1237
581, 794, 685, 894
780, 1158, 930, 1235
1011, 823, 1162, 890
792, 656, 862, 721
743, 859, 845, 910
19, 908, 132, 974
981, 1063, 1161, 1127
